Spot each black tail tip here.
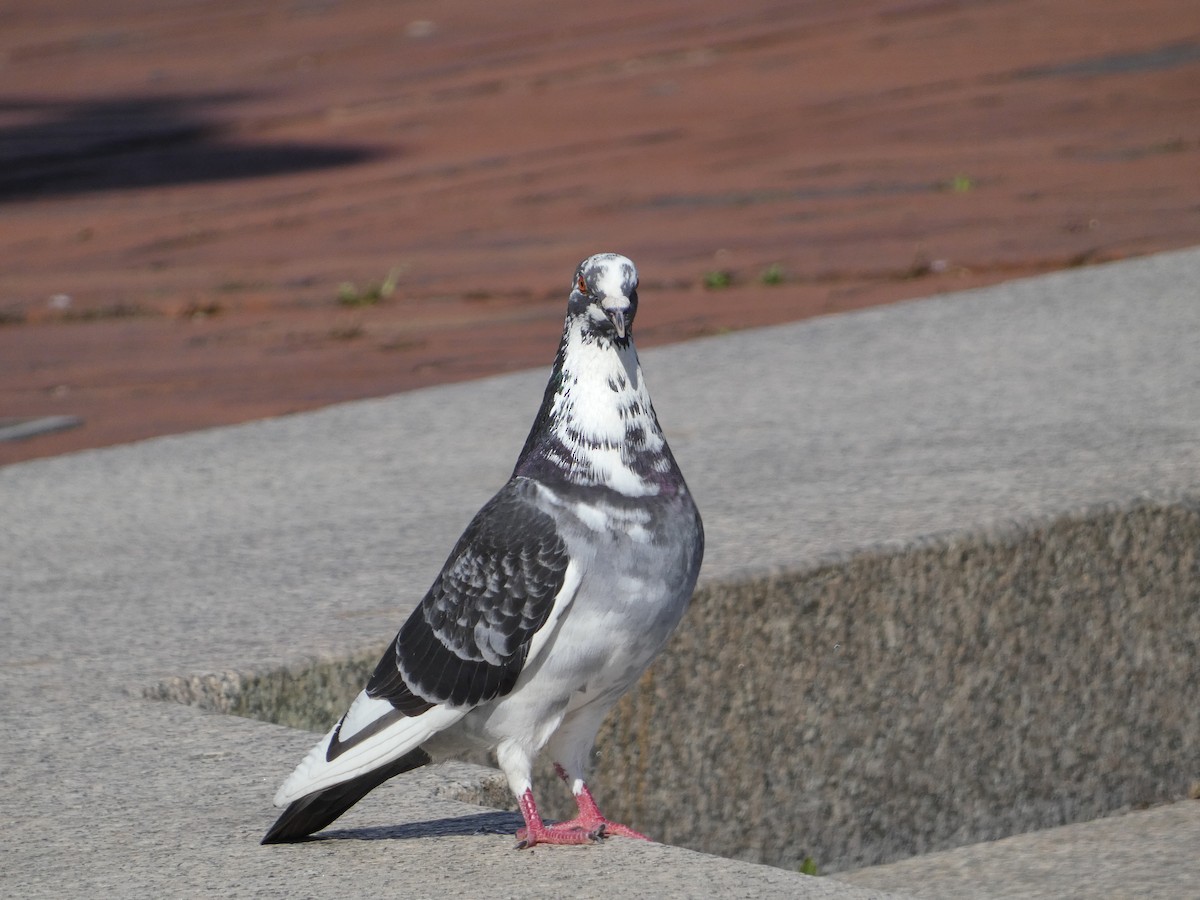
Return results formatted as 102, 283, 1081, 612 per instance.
260, 828, 291, 845
261, 812, 313, 845
260, 747, 433, 845
261, 791, 339, 844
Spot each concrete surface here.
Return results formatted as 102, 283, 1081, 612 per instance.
578, 499, 1199, 872
3, 247, 1200, 897
165, 499, 1200, 876
839, 799, 1200, 899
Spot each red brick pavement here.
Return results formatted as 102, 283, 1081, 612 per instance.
2, 0, 1198, 464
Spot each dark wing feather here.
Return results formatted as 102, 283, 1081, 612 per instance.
261, 748, 431, 844
366, 479, 569, 712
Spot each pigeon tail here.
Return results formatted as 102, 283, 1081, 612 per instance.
261, 748, 432, 843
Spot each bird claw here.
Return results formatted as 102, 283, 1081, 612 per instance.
513, 784, 649, 849
591, 820, 649, 840
514, 821, 605, 849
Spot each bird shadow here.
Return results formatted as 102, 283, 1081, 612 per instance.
312, 810, 525, 843
0, 92, 384, 202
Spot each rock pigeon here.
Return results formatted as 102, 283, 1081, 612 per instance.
262, 252, 704, 847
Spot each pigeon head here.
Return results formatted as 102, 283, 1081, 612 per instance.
568, 253, 639, 342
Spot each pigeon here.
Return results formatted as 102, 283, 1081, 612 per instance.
262, 253, 704, 847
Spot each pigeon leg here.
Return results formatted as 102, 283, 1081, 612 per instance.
549, 763, 651, 841
514, 788, 600, 848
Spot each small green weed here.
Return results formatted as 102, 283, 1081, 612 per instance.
759, 263, 785, 285
945, 174, 975, 193
337, 267, 401, 307
703, 270, 733, 290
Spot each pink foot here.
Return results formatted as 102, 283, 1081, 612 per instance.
548, 815, 649, 841
515, 820, 603, 848
515, 789, 602, 849
552, 764, 652, 842
512, 771, 654, 849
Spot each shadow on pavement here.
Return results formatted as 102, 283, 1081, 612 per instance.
316, 811, 525, 843
0, 92, 383, 201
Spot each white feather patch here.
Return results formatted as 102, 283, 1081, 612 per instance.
549, 324, 664, 497
273, 695, 465, 807
521, 558, 583, 670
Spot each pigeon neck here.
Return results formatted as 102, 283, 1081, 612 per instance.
513, 318, 680, 497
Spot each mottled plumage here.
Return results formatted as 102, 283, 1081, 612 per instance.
263, 253, 703, 847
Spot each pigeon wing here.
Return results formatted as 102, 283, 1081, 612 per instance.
263, 479, 574, 842
367, 477, 572, 712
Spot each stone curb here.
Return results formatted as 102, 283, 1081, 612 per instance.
4, 248, 1198, 897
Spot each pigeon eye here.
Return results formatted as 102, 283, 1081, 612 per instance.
576, 275, 588, 294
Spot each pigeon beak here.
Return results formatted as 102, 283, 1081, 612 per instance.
604, 302, 628, 339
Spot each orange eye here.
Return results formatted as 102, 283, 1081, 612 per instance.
576, 275, 587, 293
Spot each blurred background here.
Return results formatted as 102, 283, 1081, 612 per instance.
2, 0, 1198, 464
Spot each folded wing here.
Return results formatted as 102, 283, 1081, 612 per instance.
263, 479, 574, 842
